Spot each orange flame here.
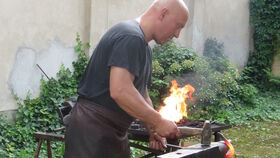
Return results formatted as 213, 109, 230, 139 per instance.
224, 138, 235, 158
159, 80, 195, 122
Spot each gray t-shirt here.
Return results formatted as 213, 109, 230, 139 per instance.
78, 20, 152, 121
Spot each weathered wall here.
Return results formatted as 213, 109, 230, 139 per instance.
184, 0, 251, 70
0, 0, 91, 112
0, 0, 252, 113
90, 0, 251, 69
90, 0, 151, 50
272, 54, 280, 77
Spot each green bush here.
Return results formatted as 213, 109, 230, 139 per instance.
193, 57, 210, 75
168, 62, 182, 75
203, 38, 226, 59
0, 34, 89, 157
151, 38, 280, 125
153, 40, 195, 70
181, 59, 194, 72
238, 84, 258, 107
266, 69, 280, 89
241, 0, 280, 89
152, 60, 164, 78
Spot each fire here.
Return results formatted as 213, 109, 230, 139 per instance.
159, 80, 195, 122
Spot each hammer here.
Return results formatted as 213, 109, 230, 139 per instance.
178, 120, 212, 146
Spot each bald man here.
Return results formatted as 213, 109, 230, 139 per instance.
64, 0, 189, 157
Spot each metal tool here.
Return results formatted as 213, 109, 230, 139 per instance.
201, 120, 211, 146
166, 143, 183, 149
178, 120, 212, 146
178, 126, 203, 136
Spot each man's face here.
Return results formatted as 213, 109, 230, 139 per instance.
154, 9, 188, 45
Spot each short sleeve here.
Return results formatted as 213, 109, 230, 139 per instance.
108, 36, 145, 78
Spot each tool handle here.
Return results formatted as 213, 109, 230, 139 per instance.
178, 126, 202, 136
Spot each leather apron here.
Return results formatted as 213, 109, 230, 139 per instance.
64, 97, 131, 158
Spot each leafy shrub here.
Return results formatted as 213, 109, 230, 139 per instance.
149, 77, 169, 108
168, 62, 182, 75
0, 34, 89, 157
238, 84, 258, 107
241, 0, 280, 89
193, 57, 210, 75
73, 35, 90, 82
203, 38, 226, 60
266, 69, 280, 89
153, 40, 195, 70
181, 59, 194, 72
152, 60, 164, 78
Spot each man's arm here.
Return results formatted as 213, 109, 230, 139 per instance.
110, 66, 179, 138
143, 87, 157, 134
144, 87, 167, 151
144, 87, 153, 109
144, 87, 155, 132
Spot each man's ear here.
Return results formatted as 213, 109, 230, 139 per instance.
159, 8, 168, 21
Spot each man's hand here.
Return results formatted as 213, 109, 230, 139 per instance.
149, 133, 167, 151
154, 118, 179, 139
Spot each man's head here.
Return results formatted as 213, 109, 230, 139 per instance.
140, 0, 189, 44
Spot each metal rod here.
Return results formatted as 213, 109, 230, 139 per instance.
166, 143, 183, 149
36, 64, 50, 80
129, 142, 163, 155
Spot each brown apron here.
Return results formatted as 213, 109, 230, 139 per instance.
64, 97, 132, 158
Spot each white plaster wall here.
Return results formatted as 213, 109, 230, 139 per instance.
90, 0, 151, 51
185, 0, 250, 70
90, 0, 109, 51
90, 0, 251, 70
0, 0, 91, 111
0, 0, 252, 112
8, 40, 77, 100
177, 0, 195, 48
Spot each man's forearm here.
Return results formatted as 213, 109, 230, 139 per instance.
144, 88, 156, 133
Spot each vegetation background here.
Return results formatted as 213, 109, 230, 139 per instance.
0, 0, 279, 157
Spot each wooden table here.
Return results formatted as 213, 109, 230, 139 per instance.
33, 131, 64, 158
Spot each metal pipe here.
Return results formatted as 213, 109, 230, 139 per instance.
36, 64, 50, 80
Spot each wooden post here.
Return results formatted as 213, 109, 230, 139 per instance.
47, 140, 52, 158
34, 139, 43, 158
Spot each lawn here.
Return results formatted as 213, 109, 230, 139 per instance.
226, 121, 280, 158
179, 121, 280, 158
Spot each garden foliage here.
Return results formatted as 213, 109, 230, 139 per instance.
150, 39, 280, 125
241, 0, 280, 89
1, 3, 280, 154
0, 35, 89, 157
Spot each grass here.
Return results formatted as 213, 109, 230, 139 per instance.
180, 121, 280, 158
225, 121, 280, 158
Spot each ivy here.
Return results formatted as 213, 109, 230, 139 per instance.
0, 34, 90, 157
241, 0, 280, 89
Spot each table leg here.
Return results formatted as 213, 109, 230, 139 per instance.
34, 139, 43, 158
47, 140, 52, 158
